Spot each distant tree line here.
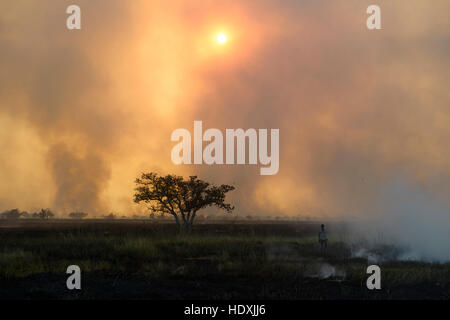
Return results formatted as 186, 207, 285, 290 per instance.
0, 209, 89, 220
0, 208, 56, 220
68, 212, 88, 219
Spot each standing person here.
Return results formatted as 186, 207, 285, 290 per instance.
318, 224, 328, 256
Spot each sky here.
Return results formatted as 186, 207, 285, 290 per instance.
1, 0, 450, 227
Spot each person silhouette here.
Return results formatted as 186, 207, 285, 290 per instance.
318, 224, 328, 256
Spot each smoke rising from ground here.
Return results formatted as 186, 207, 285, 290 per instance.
1, 1, 450, 259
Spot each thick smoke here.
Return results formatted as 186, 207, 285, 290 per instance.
349, 178, 450, 262
47, 143, 111, 214
1, 1, 450, 258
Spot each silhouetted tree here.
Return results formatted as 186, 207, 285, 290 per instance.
1, 209, 23, 219
34, 209, 55, 219
21, 211, 30, 219
103, 213, 117, 220
134, 173, 235, 232
69, 212, 88, 219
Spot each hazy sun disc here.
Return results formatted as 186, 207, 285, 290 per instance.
217, 33, 227, 44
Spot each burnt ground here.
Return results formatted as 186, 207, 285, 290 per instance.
0, 220, 449, 300
2, 272, 449, 300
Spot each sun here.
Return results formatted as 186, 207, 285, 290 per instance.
216, 33, 227, 44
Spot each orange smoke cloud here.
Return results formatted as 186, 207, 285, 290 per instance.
0, 0, 450, 222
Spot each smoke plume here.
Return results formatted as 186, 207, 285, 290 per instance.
1, 1, 450, 259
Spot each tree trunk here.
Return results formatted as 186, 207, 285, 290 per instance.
172, 213, 181, 230
183, 220, 193, 234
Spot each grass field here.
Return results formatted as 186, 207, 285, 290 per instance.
0, 219, 449, 300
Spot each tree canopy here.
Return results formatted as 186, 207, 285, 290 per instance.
1, 209, 23, 219
134, 173, 235, 231
32, 209, 55, 219
69, 212, 88, 219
